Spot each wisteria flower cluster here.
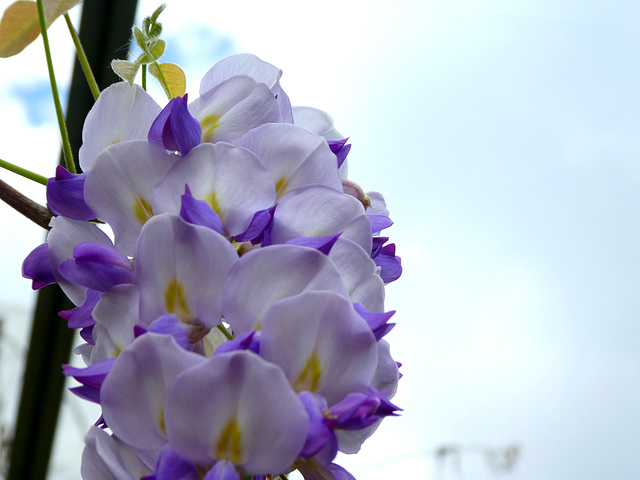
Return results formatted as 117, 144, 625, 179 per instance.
22, 51, 402, 480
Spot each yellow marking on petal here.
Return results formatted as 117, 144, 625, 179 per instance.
158, 405, 167, 438
113, 345, 122, 357
133, 196, 154, 225
200, 113, 221, 141
110, 138, 120, 145
274, 176, 290, 198
203, 191, 222, 218
215, 417, 243, 464
164, 277, 192, 320
293, 350, 322, 392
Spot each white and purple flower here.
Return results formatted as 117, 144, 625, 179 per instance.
22, 53, 402, 480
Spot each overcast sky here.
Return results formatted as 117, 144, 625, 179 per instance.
2, 1, 640, 479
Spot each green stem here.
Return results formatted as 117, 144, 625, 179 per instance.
216, 323, 234, 340
142, 64, 147, 90
63, 13, 100, 101
36, 0, 76, 174
0, 159, 48, 185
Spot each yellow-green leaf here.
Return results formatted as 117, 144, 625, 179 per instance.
0, 0, 81, 58
111, 59, 139, 85
149, 62, 186, 99
43, 0, 81, 23
0, 1, 39, 58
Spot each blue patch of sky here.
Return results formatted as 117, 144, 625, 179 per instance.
8, 81, 68, 127
162, 26, 237, 67
128, 26, 237, 71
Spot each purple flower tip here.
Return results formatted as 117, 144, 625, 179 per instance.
180, 184, 223, 233
148, 94, 202, 155
328, 138, 351, 168
46, 166, 95, 220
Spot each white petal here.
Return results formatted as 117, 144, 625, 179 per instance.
199, 53, 292, 122
190, 76, 281, 144
222, 244, 349, 334
261, 291, 378, 405
236, 123, 342, 197
271, 185, 372, 253
135, 214, 238, 330
84, 140, 178, 256
152, 142, 275, 235
328, 237, 385, 312
79, 83, 161, 172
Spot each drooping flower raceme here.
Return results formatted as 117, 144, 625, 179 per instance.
23, 53, 403, 480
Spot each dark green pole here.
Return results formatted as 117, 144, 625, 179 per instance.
7, 1, 139, 479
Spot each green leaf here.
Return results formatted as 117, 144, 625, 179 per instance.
0, 0, 81, 58
149, 62, 186, 99
133, 25, 146, 51
111, 59, 139, 85
147, 22, 162, 40
150, 4, 166, 23
135, 39, 165, 65
149, 39, 165, 60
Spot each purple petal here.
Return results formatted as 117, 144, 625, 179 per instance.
149, 94, 202, 155
46, 216, 117, 305
285, 234, 341, 255
327, 138, 351, 169
180, 185, 223, 233
329, 463, 357, 480
153, 445, 199, 480
202, 460, 240, 480
80, 325, 95, 345
374, 244, 402, 284
22, 243, 56, 290
148, 101, 172, 146
233, 205, 276, 244
214, 330, 260, 355
330, 393, 380, 430
46, 166, 96, 220
331, 389, 401, 431
367, 214, 393, 233
59, 289, 101, 329
147, 314, 191, 350
370, 236, 389, 258
69, 385, 100, 403
63, 357, 116, 389
298, 392, 333, 458
58, 242, 134, 292
63, 357, 116, 403
168, 94, 202, 155
352, 303, 396, 341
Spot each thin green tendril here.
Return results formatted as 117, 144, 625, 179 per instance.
63, 13, 100, 101
0, 159, 48, 185
36, 0, 75, 173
